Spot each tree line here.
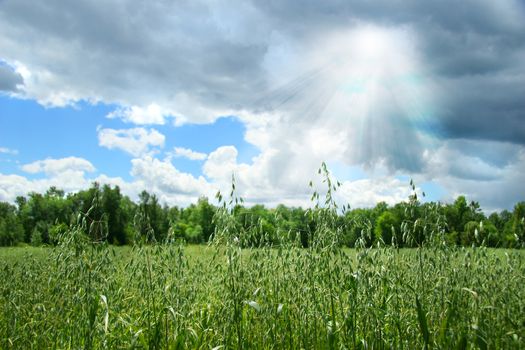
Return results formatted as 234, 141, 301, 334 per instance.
0, 183, 523, 248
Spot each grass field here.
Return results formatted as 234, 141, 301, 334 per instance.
1, 241, 524, 349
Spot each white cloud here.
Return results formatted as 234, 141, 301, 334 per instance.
338, 178, 412, 209
0, 157, 97, 201
201, 144, 414, 208
0, 147, 18, 155
21, 156, 95, 175
4, 142, 521, 211
203, 146, 238, 182
424, 143, 505, 182
106, 103, 167, 125
0, 170, 90, 201
0, 171, 127, 203
0, 174, 34, 201
171, 147, 207, 161
98, 127, 165, 157
131, 156, 211, 197
418, 140, 525, 212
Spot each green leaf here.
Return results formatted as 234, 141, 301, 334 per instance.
416, 296, 430, 347
455, 334, 467, 350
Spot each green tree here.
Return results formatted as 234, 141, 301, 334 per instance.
374, 211, 401, 246
192, 197, 216, 242
462, 221, 480, 246
137, 190, 168, 242
444, 196, 485, 245
480, 220, 499, 247
511, 202, 525, 247
342, 208, 374, 247
0, 202, 24, 246
17, 189, 73, 245
101, 184, 127, 244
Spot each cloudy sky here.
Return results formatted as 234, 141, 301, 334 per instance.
1, 0, 524, 211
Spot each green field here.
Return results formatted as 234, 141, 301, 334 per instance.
1, 242, 524, 349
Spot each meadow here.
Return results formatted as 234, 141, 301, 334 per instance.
1, 236, 524, 349
1, 173, 524, 349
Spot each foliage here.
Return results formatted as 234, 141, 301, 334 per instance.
0, 202, 24, 246
0, 178, 524, 249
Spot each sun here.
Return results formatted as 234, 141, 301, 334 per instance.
298, 24, 437, 172
353, 26, 393, 61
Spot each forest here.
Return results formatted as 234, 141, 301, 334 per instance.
1, 182, 524, 248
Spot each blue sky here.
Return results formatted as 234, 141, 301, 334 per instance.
0, 95, 258, 180
1, 1, 524, 211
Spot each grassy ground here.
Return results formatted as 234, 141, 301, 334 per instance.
0, 244, 518, 264
1, 244, 524, 349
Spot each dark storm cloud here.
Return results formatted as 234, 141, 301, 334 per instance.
0, 0, 524, 155
254, 1, 525, 144
0, 64, 23, 92
0, 0, 270, 115
447, 139, 521, 168
437, 74, 525, 145
254, 1, 525, 39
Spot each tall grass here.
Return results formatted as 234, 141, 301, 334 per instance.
1, 166, 524, 348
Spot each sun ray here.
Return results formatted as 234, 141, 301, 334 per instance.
254, 24, 440, 174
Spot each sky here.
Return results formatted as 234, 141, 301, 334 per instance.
0, 0, 524, 212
